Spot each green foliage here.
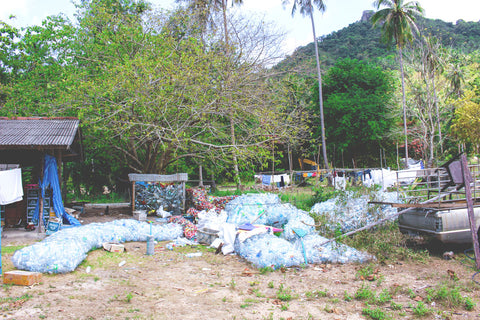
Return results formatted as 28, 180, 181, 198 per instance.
412, 301, 431, 317
259, 266, 275, 275
390, 301, 402, 311
316, 58, 396, 167
66, 191, 128, 204
276, 284, 293, 301
362, 305, 390, 320
344, 291, 354, 302
340, 221, 429, 263
355, 284, 376, 302
311, 185, 342, 204
425, 284, 476, 310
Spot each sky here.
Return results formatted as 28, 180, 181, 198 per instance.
1, 0, 480, 56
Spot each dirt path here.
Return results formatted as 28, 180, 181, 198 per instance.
1, 206, 479, 319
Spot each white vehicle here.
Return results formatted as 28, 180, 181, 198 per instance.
395, 158, 480, 244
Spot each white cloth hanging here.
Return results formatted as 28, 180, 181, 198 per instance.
0, 168, 23, 205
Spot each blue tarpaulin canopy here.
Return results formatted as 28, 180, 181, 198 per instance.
34, 154, 80, 226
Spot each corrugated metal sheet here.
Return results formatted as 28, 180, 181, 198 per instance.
128, 173, 188, 182
0, 118, 80, 148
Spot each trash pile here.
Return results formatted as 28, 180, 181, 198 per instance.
310, 191, 399, 232
134, 183, 184, 215
225, 193, 374, 268
11, 220, 182, 273
11, 191, 379, 274
188, 188, 237, 214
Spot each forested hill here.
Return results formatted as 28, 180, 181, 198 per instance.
275, 10, 480, 72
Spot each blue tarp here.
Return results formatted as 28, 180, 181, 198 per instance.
34, 154, 80, 227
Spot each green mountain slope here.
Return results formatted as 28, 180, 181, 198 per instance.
275, 11, 480, 73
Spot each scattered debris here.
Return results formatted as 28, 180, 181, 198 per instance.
443, 251, 455, 260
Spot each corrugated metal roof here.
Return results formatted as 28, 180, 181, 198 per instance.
0, 118, 80, 148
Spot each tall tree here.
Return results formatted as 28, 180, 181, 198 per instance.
283, 0, 329, 169
371, 0, 424, 166
321, 58, 395, 167
176, 0, 244, 189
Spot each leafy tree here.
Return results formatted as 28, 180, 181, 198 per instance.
0, 16, 75, 116
319, 58, 395, 167
63, 1, 301, 185
451, 89, 480, 154
371, 0, 424, 165
176, 0, 245, 189
283, 0, 329, 169
0, 19, 20, 105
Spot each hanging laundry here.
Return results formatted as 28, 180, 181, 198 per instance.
0, 168, 23, 205
262, 175, 271, 185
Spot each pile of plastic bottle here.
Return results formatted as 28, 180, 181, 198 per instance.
11, 219, 182, 273
310, 191, 399, 232
135, 182, 184, 215
226, 193, 374, 268
11, 192, 384, 273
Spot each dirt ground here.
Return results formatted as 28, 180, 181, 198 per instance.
1, 205, 480, 320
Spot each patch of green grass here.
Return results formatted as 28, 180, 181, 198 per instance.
412, 301, 431, 317
0, 293, 33, 304
362, 305, 390, 320
354, 284, 392, 305
277, 284, 293, 301
267, 281, 274, 289
464, 296, 476, 311
356, 264, 376, 280
125, 292, 133, 303
344, 291, 354, 302
280, 188, 317, 211
355, 283, 376, 302
305, 289, 327, 300
259, 266, 275, 274
376, 288, 392, 305
1, 245, 27, 255
390, 301, 402, 311
407, 288, 417, 299
426, 283, 476, 311
229, 278, 236, 290
340, 221, 429, 263
67, 191, 128, 204
251, 288, 265, 298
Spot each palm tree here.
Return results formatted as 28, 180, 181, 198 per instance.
283, 0, 329, 169
371, 0, 424, 167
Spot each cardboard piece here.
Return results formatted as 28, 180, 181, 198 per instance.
133, 210, 147, 221
102, 243, 125, 253
4, 270, 42, 286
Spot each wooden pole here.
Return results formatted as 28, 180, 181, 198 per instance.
461, 154, 480, 269
131, 181, 135, 213
38, 155, 44, 234
57, 150, 64, 204
199, 165, 204, 187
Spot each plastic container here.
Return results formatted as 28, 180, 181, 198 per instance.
185, 252, 203, 258
146, 235, 154, 255
196, 228, 219, 245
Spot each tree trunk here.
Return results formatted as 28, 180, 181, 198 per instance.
432, 76, 443, 154
309, 11, 328, 169
222, 0, 241, 188
398, 46, 409, 167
